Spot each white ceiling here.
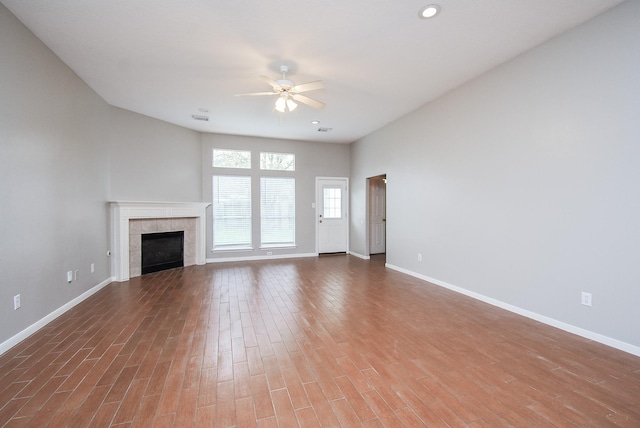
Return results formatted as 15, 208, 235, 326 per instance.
2, 0, 626, 144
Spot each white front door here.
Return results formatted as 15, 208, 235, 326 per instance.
317, 178, 348, 254
369, 176, 386, 254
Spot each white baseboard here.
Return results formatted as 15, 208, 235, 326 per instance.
385, 263, 640, 358
207, 252, 317, 264
348, 251, 370, 260
0, 277, 115, 356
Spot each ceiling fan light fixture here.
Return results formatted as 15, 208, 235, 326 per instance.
419, 4, 440, 19
239, 65, 325, 112
275, 93, 298, 113
275, 96, 286, 113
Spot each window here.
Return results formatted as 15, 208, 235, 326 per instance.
213, 149, 251, 169
323, 187, 342, 218
261, 177, 295, 247
260, 152, 295, 171
212, 175, 252, 249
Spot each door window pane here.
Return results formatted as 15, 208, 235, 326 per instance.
323, 187, 342, 218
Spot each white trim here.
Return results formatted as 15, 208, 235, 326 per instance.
0, 277, 114, 356
207, 252, 317, 263
212, 247, 254, 252
385, 263, 640, 358
348, 251, 370, 260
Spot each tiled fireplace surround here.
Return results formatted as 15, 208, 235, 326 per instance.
128, 218, 195, 278
110, 202, 210, 282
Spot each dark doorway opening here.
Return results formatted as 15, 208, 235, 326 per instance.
141, 231, 184, 274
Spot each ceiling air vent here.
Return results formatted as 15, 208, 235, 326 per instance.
191, 114, 209, 121
317, 127, 332, 132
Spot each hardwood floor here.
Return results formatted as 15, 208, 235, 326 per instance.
1, 255, 639, 427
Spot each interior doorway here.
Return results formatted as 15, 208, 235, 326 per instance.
368, 174, 386, 256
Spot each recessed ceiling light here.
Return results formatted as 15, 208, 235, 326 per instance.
311, 120, 320, 125
419, 4, 440, 19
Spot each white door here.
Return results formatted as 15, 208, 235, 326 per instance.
317, 178, 348, 254
369, 176, 386, 254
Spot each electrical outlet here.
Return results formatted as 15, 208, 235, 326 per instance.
417, 253, 422, 262
14, 294, 21, 310
67, 271, 73, 283
90, 263, 95, 273
581, 292, 592, 307
74, 270, 79, 281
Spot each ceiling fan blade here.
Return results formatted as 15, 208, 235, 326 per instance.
292, 80, 324, 93
235, 91, 278, 97
291, 93, 325, 109
256, 74, 282, 91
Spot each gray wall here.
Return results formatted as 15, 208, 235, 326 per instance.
3, 0, 637, 353
0, 4, 204, 347
0, 4, 111, 343
109, 107, 201, 202
350, 0, 640, 348
0, 0, 346, 347
202, 133, 350, 259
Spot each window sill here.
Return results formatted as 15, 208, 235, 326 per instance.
212, 247, 254, 252
259, 244, 297, 250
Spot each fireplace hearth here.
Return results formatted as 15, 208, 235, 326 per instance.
141, 231, 184, 274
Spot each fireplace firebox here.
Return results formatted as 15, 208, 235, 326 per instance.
141, 231, 184, 274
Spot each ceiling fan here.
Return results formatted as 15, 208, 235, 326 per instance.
236, 65, 325, 112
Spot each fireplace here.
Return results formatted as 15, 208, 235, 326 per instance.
142, 231, 184, 274
110, 201, 210, 282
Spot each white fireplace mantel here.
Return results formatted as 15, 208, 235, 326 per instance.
110, 201, 210, 282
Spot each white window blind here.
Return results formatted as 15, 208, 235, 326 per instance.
212, 175, 252, 249
260, 177, 295, 247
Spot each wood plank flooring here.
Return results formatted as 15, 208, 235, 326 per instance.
1, 255, 639, 427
